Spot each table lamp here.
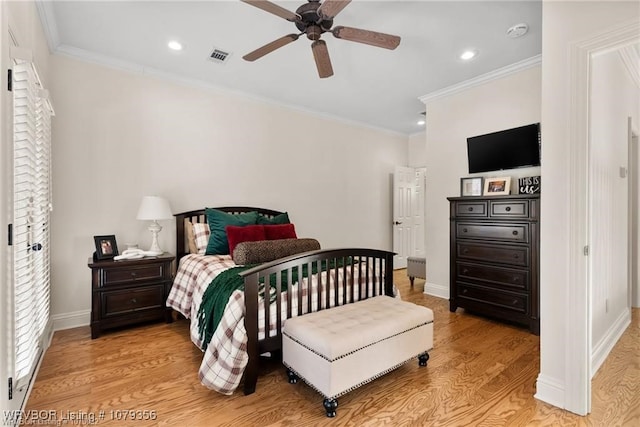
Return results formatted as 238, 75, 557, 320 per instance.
136, 196, 173, 256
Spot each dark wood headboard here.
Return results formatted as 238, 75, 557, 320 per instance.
174, 207, 286, 262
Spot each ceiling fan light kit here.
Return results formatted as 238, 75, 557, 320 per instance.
241, 0, 401, 78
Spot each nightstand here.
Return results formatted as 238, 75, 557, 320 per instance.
88, 254, 175, 339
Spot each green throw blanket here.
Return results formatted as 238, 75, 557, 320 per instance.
196, 259, 352, 351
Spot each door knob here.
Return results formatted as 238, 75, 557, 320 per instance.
394, 221, 402, 225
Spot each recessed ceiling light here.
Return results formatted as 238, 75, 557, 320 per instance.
417, 120, 426, 126
460, 50, 477, 61
168, 41, 183, 51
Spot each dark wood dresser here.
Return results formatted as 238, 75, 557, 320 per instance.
88, 254, 174, 338
447, 194, 540, 334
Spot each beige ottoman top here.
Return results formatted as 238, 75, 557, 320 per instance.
283, 296, 433, 361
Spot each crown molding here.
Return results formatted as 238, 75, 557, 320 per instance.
419, 54, 541, 105
35, 0, 60, 52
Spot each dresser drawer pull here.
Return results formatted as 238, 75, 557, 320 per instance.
462, 248, 469, 254
513, 276, 520, 282
462, 289, 468, 294
468, 207, 473, 212
131, 272, 137, 277
512, 299, 518, 305
462, 269, 469, 274
462, 228, 468, 233
514, 254, 519, 259
130, 298, 137, 304
512, 230, 518, 236
506, 206, 512, 212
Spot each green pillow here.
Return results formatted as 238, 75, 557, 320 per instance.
205, 209, 259, 255
256, 212, 290, 225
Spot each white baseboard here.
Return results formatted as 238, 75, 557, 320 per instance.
423, 282, 449, 299
51, 309, 90, 331
591, 308, 632, 377
535, 373, 565, 409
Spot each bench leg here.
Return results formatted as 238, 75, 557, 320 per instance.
286, 368, 298, 384
323, 398, 338, 418
418, 352, 430, 367
409, 276, 415, 287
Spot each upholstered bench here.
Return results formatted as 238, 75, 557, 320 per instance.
407, 256, 426, 287
282, 295, 434, 417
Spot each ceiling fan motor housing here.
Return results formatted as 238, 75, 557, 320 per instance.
295, 0, 334, 39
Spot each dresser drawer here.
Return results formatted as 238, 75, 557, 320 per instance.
457, 223, 529, 243
456, 262, 529, 291
457, 242, 529, 267
102, 264, 165, 286
454, 201, 487, 217
457, 283, 528, 314
489, 200, 529, 218
101, 285, 165, 317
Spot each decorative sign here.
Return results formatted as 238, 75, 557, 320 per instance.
518, 176, 541, 194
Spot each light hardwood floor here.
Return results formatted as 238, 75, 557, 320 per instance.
26, 270, 639, 426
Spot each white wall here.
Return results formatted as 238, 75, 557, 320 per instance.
538, 0, 640, 412
422, 67, 541, 297
48, 54, 408, 326
1, 0, 52, 414
408, 131, 426, 167
590, 49, 639, 369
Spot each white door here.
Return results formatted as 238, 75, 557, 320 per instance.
393, 167, 426, 269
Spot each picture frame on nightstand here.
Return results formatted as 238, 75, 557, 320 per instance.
93, 235, 119, 260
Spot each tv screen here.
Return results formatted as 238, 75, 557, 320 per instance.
467, 123, 540, 173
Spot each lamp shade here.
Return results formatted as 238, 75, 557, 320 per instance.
136, 196, 173, 220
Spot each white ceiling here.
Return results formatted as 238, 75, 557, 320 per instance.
37, 0, 542, 135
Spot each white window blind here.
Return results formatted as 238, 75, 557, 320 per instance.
11, 57, 53, 388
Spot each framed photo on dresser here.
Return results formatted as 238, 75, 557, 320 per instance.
460, 177, 484, 197
93, 235, 119, 260
483, 177, 511, 196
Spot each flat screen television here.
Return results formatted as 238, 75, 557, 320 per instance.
467, 123, 540, 173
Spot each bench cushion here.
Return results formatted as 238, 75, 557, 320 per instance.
283, 296, 433, 399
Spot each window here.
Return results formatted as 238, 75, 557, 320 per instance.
10, 53, 53, 389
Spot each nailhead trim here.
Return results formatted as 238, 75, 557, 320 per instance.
284, 351, 431, 400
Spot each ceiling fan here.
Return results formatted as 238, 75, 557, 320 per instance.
241, 0, 401, 78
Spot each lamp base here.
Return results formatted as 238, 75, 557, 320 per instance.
146, 220, 164, 256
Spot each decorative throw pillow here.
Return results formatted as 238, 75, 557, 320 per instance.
256, 212, 290, 225
232, 238, 320, 265
185, 220, 198, 254
192, 222, 211, 255
205, 208, 259, 255
226, 225, 266, 256
264, 223, 297, 240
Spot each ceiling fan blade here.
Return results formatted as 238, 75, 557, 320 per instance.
311, 40, 334, 78
241, 0, 300, 22
243, 34, 300, 61
317, 0, 351, 20
332, 26, 401, 50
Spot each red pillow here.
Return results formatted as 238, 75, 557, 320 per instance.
226, 225, 266, 256
264, 223, 297, 240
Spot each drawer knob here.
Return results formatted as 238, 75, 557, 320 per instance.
506, 206, 512, 212
462, 269, 469, 274
513, 276, 520, 282
462, 289, 468, 294
512, 299, 518, 305
462, 228, 468, 233
462, 248, 469, 254
468, 207, 473, 212
512, 230, 518, 236
130, 298, 137, 304
131, 272, 137, 277
514, 254, 519, 259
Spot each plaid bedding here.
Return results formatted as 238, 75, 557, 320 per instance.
167, 254, 386, 395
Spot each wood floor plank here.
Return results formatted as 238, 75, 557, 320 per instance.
25, 271, 638, 426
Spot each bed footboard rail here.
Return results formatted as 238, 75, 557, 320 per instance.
239, 248, 394, 394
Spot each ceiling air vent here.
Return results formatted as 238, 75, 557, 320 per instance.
208, 48, 231, 64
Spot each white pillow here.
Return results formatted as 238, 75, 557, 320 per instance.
192, 223, 210, 255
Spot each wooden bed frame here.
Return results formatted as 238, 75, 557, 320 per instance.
174, 207, 395, 395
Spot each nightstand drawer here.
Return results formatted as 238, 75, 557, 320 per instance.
457, 222, 529, 243
101, 285, 165, 317
102, 264, 164, 286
